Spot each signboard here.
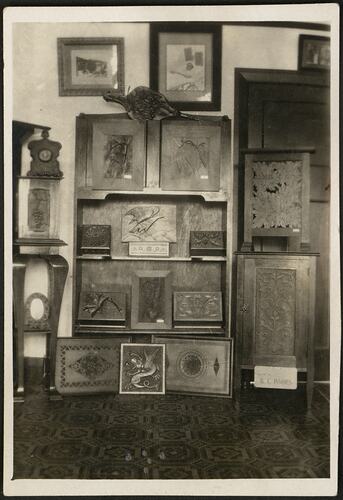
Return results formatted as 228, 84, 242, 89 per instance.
254, 365, 297, 390
129, 241, 170, 257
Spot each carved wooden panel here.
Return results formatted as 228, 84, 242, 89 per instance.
28, 188, 50, 232
173, 291, 223, 323
242, 150, 310, 251
79, 224, 111, 254
103, 134, 133, 179
255, 268, 296, 356
24, 292, 50, 330
78, 291, 126, 324
252, 160, 302, 229
190, 230, 226, 256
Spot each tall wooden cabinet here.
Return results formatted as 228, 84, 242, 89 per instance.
73, 114, 233, 358
234, 252, 317, 409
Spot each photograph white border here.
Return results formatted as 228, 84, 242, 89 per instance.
3, 4, 340, 497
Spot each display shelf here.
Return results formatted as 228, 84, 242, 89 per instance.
76, 255, 227, 262
73, 113, 232, 340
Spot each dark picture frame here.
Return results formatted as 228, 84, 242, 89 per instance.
298, 35, 330, 71
150, 23, 221, 111
131, 271, 172, 330
58, 37, 125, 96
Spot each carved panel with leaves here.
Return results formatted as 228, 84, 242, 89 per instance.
252, 160, 302, 229
255, 268, 296, 356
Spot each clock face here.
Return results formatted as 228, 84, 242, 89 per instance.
38, 148, 53, 162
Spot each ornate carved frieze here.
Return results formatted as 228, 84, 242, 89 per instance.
28, 188, 50, 232
173, 291, 223, 323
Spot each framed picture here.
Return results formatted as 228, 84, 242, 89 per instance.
24, 293, 50, 331
131, 271, 172, 329
152, 336, 233, 397
160, 120, 222, 191
78, 290, 126, 325
150, 23, 221, 111
119, 343, 165, 394
173, 291, 223, 325
122, 204, 176, 242
87, 116, 146, 191
55, 337, 130, 395
57, 37, 124, 96
298, 35, 330, 71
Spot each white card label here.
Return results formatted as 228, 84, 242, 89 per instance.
129, 241, 170, 257
254, 366, 297, 390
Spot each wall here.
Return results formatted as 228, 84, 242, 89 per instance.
12, 22, 328, 357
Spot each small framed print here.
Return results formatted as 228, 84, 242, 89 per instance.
78, 291, 126, 325
120, 343, 165, 394
160, 121, 221, 191
173, 291, 223, 325
298, 35, 330, 71
131, 271, 172, 330
58, 37, 124, 96
128, 241, 170, 257
150, 23, 221, 111
79, 224, 111, 255
88, 117, 146, 191
152, 336, 232, 397
122, 204, 176, 242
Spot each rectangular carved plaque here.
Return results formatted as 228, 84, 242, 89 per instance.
122, 204, 176, 243
190, 231, 226, 256
28, 188, 50, 232
78, 291, 126, 324
79, 224, 111, 254
173, 291, 223, 324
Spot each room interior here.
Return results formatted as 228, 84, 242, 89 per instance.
11, 20, 331, 481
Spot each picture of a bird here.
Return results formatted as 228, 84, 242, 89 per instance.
103, 85, 199, 122
83, 292, 122, 318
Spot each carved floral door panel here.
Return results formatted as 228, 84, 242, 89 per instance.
239, 255, 311, 370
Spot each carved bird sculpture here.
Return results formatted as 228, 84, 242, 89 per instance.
103, 86, 199, 122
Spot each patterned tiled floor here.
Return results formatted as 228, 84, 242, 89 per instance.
13, 383, 330, 479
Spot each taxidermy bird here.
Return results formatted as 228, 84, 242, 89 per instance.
103, 85, 199, 122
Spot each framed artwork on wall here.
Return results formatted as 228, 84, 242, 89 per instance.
298, 35, 330, 71
150, 23, 221, 111
131, 271, 172, 329
152, 336, 233, 397
57, 37, 124, 96
119, 343, 165, 394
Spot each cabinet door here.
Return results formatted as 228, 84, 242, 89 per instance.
239, 256, 310, 370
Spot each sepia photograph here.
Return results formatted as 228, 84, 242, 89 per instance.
3, 4, 340, 497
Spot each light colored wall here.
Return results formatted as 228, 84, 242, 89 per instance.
12, 22, 328, 356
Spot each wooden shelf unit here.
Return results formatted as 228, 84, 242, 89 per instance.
73, 113, 232, 339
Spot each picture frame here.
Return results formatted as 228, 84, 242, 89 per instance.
150, 23, 221, 111
152, 336, 233, 397
131, 271, 172, 330
87, 116, 146, 191
24, 293, 50, 331
173, 291, 223, 325
119, 343, 165, 394
160, 120, 222, 191
298, 35, 330, 71
55, 336, 130, 395
57, 37, 124, 96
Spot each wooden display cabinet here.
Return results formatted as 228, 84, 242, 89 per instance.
73, 113, 233, 344
234, 252, 318, 410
